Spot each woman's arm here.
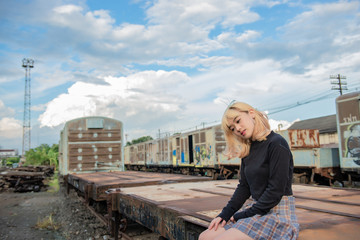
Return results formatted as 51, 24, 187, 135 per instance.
233, 143, 292, 221
217, 161, 251, 221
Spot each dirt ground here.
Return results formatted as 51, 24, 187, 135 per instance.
0, 186, 161, 240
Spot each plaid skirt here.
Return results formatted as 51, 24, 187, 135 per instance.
224, 196, 299, 240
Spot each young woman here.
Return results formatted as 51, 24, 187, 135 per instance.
199, 102, 299, 240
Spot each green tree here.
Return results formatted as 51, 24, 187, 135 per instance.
126, 136, 153, 146
24, 144, 59, 168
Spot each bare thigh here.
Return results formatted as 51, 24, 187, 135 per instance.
214, 228, 253, 240
198, 226, 226, 240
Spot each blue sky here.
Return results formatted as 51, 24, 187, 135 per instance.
0, 0, 359, 152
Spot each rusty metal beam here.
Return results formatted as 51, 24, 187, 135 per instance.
296, 204, 360, 219
215, 185, 360, 206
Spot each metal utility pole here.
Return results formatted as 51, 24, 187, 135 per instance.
330, 74, 347, 95
22, 58, 34, 157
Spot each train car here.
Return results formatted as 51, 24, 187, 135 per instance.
59, 116, 124, 175
125, 91, 360, 184
336, 91, 360, 181
278, 129, 340, 184
172, 124, 240, 178
124, 138, 163, 171
125, 126, 342, 183
125, 124, 241, 179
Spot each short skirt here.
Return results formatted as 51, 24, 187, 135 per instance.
224, 196, 299, 240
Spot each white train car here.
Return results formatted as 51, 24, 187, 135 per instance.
124, 124, 241, 179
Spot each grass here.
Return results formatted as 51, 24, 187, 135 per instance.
35, 214, 61, 231
47, 171, 60, 193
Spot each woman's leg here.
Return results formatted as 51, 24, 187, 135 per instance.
214, 228, 253, 240
198, 226, 226, 240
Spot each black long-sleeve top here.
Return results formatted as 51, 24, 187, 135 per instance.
218, 131, 294, 222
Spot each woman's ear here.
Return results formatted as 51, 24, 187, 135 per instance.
248, 109, 256, 119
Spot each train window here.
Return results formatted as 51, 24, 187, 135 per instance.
200, 132, 206, 143
164, 139, 168, 151
194, 134, 199, 144
87, 118, 104, 129
176, 138, 180, 146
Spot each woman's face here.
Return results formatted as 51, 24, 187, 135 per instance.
228, 110, 256, 139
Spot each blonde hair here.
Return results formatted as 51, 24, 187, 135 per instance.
221, 102, 270, 158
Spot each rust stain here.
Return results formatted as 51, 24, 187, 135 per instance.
288, 129, 320, 148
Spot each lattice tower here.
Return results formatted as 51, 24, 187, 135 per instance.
22, 58, 34, 156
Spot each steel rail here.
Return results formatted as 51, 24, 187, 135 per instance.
295, 204, 360, 219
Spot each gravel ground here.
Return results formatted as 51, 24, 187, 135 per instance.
0, 185, 161, 240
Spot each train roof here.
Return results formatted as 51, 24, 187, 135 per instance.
62, 116, 123, 130
336, 91, 360, 101
288, 114, 337, 134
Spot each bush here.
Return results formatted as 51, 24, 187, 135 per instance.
6, 157, 20, 165
24, 144, 59, 169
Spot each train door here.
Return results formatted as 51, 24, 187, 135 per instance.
188, 135, 194, 164
145, 142, 152, 165
176, 137, 180, 165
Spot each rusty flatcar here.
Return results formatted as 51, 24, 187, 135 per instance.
59, 116, 124, 175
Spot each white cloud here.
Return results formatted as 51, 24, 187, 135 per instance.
0, 100, 15, 118
269, 118, 296, 131
0, 117, 22, 139
39, 70, 190, 129
1, 0, 360, 145
53, 4, 83, 14
25, 0, 272, 70
31, 104, 48, 112
146, 0, 261, 28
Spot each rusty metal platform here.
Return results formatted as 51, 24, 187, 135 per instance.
108, 180, 360, 240
66, 171, 211, 201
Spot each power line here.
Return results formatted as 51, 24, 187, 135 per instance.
264, 90, 336, 115
267, 92, 336, 115
149, 77, 359, 137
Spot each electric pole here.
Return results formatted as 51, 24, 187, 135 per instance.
22, 58, 34, 158
330, 74, 347, 95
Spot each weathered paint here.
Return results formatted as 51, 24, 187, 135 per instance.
336, 91, 360, 171
124, 124, 241, 173
59, 116, 124, 175
279, 129, 320, 149
111, 180, 360, 240
66, 171, 211, 201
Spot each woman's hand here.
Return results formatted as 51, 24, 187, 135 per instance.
230, 216, 235, 223
208, 217, 226, 231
